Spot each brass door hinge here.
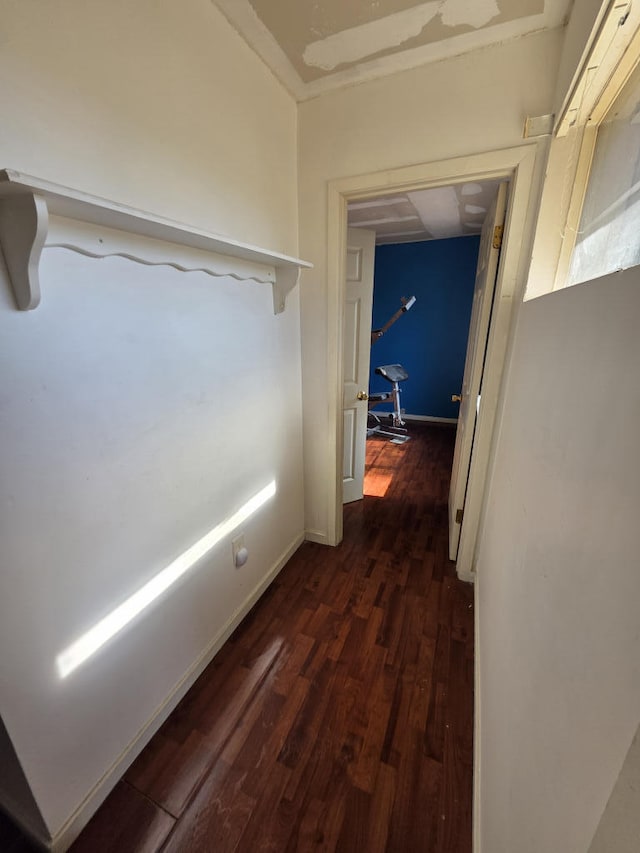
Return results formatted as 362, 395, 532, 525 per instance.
493, 224, 503, 250
456, 508, 464, 524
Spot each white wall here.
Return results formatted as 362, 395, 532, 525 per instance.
0, 0, 302, 846
297, 28, 564, 541
474, 6, 640, 850
0, 0, 297, 253
475, 267, 640, 852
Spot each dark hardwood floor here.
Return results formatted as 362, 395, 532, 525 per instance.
2, 424, 474, 852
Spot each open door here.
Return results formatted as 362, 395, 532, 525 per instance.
343, 227, 376, 504
449, 183, 507, 560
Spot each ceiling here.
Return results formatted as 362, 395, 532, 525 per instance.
348, 180, 501, 244
213, 0, 573, 100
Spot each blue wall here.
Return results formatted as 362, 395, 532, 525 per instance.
369, 236, 480, 420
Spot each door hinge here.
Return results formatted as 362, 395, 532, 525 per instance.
456, 508, 464, 524
493, 224, 503, 250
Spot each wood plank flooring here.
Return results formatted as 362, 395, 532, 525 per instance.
2, 424, 474, 852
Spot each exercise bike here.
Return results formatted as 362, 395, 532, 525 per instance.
367, 296, 415, 444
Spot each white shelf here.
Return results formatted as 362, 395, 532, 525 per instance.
0, 169, 312, 314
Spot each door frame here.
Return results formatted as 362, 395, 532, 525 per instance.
326, 143, 543, 580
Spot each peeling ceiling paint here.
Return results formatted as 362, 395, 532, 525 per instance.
212, 0, 572, 100
408, 186, 462, 240
347, 181, 501, 244
303, 3, 441, 71
441, 0, 501, 29
303, 0, 504, 70
254, 0, 544, 82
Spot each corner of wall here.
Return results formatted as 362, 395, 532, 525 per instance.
0, 717, 50, 846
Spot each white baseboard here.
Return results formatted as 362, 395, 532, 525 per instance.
49, 531, 305, 853
304, 529, 329, 545
403, 414, 458, 424
473, 577, 481, 853
457, 568, 475, 584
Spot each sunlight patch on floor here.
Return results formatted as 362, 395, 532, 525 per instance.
363, 470, 393, 497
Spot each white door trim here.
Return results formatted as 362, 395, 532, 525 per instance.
326, 143, 543, 577
449, 182, 508, 563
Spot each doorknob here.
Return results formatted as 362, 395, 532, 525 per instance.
451, 394, 462, 403
357, 391, 369, 401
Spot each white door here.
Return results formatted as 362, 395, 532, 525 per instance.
449, 183, 507, 560
343, 227, 376, 504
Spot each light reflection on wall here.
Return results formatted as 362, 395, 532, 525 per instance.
56, 480, 277, 679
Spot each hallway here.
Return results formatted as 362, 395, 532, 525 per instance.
3, 425, 474, 852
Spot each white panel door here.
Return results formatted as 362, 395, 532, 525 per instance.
343, 227, 376, 504
449, 183, 507, 560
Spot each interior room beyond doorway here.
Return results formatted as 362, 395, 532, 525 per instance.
346, 180, 500, 489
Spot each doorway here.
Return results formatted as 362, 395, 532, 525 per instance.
344, 180, 506, 559
327, 144, 540, 580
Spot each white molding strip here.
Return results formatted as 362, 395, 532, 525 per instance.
0, 169, 312, 315
555, 1, 640, 136
472, 578, 482, 852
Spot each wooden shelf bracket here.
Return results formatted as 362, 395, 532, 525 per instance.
0, 191, 48, 310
